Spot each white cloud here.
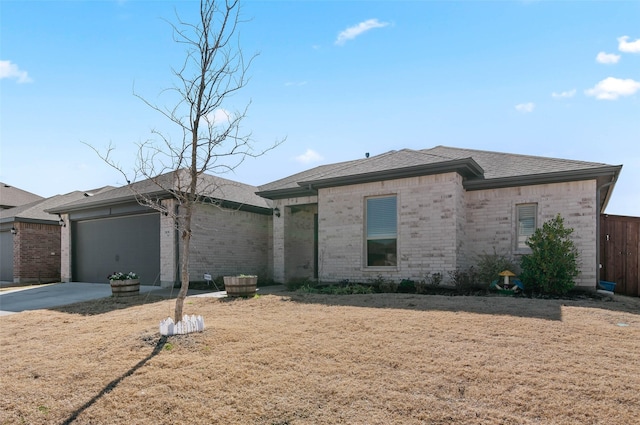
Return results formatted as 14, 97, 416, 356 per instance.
596, 52, 620, 64
0, 60, 32, 83
295, 149, 323, 164
202, 108, 231, 126
515, 102, 535, 113
284, 81, 308, 87
585, 77, 640, 100
335, 19, 389, 46
551, 89, 576, 99
618, 35, 640, 53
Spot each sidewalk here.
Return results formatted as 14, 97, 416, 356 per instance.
0, 282, 287, 316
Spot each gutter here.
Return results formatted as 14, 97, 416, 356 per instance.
298, 158, 484, 190
464, 165, 623, 191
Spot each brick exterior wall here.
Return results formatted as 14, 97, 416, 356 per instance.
60, 214, 71, 282
317, 172, 464, 283
465, 180, 598, 287
275, 175, 598, 289
272, 196, 318, 283
284, 204, 317, 281
160, 200, 272, 287
13, 221, 61, 283
159, 200, 178, 288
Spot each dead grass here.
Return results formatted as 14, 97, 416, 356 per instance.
1, 292, 639, 425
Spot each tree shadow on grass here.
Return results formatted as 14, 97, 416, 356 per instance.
50, 294, 169, 316
282, 291, 640, 321
60, 336, 167, 425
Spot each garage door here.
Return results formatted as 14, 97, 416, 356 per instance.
72, 213, 160, 285
0, 230, 14, 282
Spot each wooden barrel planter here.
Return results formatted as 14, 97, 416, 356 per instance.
223, 276, 257, 297
109, 279, 140, 297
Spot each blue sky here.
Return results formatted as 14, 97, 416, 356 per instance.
1, 0, 639, 216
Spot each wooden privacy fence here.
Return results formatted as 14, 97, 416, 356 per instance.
600, 214, 640, 297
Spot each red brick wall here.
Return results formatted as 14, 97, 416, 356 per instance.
13, 222, 61, 283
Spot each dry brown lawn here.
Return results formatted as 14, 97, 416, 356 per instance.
1, 290, 639, 425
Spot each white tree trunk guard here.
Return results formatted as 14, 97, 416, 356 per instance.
159, 315, 205, 336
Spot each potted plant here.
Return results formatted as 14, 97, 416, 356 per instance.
223, 274, 257, 297
108, 271, 140, 297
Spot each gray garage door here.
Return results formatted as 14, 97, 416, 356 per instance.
0, 230, 14, 282
72, 213, 160, 285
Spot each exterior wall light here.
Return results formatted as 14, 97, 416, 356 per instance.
58, 215, 66, 227
11, 226, 17, 235
273, 207, 281, 217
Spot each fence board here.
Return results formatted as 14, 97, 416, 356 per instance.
600, 214, 640, 297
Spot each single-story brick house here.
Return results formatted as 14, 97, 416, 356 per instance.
50, 146, 622, 290
258, 146, 621, 288
0, 187, 113, 283
48, 171, 273, 287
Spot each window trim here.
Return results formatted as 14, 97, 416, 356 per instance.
365, 195, 398, 268
516, 203, 537, 251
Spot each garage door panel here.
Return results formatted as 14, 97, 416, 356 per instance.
72, 214, 160, 285
1, 231, 14, 282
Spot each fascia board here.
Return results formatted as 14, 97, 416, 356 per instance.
463, 165, 623, 191
297, 158, 484, 190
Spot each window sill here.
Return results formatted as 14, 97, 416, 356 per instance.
362, 266, 399, 272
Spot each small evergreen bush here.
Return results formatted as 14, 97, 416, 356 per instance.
519, 214, 579, 295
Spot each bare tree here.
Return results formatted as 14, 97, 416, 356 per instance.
89, 0, 279, 321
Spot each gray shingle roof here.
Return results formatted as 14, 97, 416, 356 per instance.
258, 145, 621, 198
425, 146, 615, 180
0, 183, 43, 209
0, 186, 114, 224
49, 170, 271, 214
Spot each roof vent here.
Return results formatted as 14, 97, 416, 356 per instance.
365, 152, 370, 158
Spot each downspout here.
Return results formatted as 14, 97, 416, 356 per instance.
596, 180, 616, 288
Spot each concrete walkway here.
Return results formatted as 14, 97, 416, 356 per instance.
0, 282, 286, 316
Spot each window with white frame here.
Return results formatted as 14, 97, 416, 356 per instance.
516, 203, 537, 249
366, 195, 397, 267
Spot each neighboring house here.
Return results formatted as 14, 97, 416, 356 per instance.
0, 183, 43, 210
48, 171, 273, 287
0, 187, 113, 283
257, 146, 621, 289
48, 146, 622, 291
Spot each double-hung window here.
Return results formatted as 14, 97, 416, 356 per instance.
366, 196, 397, 267
516, 203, 537, 249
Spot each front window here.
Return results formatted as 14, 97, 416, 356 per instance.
366, 196, 397, 266
517, 203, 537, 249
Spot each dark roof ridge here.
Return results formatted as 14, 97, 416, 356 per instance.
427, 145, 612, 167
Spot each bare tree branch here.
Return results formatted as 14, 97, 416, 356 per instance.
86, 0, 283, 321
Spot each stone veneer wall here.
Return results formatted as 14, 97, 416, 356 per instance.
13, 221, 61, 283
464, 180, 598, 287
318, 172, 464, 283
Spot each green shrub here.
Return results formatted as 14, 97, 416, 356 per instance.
398, 279, 416, 293
286, 277, 314, 291
475, 250, 518, 289
447, 267, 480, 294
368, 274, 397, 293
519, 214, 579, 295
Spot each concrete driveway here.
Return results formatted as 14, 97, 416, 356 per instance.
0, 282, 218, 316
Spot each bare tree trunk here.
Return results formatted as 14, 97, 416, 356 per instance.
175, 203, 193, 321
87, 0, 282, 324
